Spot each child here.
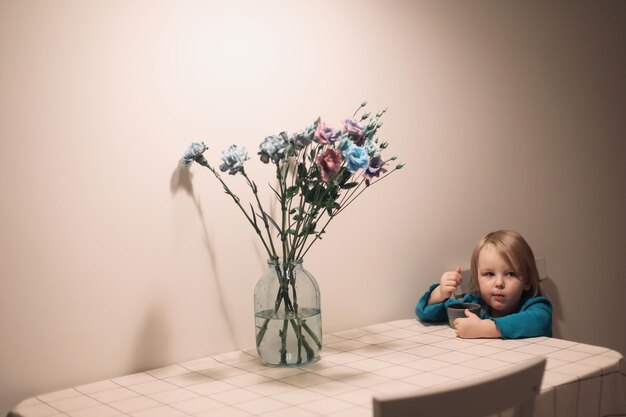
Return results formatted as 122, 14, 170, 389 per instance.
415, 230, 552, 339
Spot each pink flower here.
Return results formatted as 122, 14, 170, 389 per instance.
314, 123, 341, 144
316, 148, 342, 182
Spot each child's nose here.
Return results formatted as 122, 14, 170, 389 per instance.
495, 276, 505, 288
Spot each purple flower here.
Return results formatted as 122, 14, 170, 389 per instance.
314, 123, 341, 144
292, 130, 312, 150
363, 155, 388, 179
219, 145, 249, 175
182, 142, 208, 167
343, 118, 366, 146
316, 148, 342, 182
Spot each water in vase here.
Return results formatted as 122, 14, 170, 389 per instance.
255, 307, 322, 366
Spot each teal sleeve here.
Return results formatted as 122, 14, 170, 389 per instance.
415, 284, 481, 323
415, 284, 447, 322
491, 297, 553, 339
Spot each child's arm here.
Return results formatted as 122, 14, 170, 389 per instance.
427, 266, 462, 305
491, 298, 553, 338
454, 297, 553, 339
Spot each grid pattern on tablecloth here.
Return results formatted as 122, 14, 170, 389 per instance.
11, 319, 626, 417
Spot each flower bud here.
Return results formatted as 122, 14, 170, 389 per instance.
396, 162, 406, 170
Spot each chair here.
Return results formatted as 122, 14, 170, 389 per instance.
373, 357, 546, 417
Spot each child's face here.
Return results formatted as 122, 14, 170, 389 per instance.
477, 244, 530, 317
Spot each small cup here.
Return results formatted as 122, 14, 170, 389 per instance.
447, 303, 481, 328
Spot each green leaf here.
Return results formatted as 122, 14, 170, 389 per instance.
298, 222, 317, 237
305, 185, 320, 204
341, 182, 358, 189
310, 165, 321, 181
298, 163, 307, 180
264, 212, 281, 232
292, 214, 303, 221
287, 229, 298, 235
289, 208, 297, 214
333, 168, 349, 187
286, 186, 299, 200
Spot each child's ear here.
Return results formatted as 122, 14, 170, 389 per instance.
523, 278, 531, 291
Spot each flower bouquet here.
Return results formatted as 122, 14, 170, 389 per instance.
182, 102, 404, 365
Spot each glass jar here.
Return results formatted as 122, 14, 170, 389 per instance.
254, 259, 322, 366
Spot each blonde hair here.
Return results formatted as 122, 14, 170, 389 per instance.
469, 230, 542, 298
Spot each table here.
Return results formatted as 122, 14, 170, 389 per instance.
9, 319, 626, 417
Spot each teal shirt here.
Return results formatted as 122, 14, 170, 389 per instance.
415, 284, 552, 339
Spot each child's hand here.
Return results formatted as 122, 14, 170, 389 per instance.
454, 309, 501, 339
453, 309, 482, 338
438, 266, 462, 299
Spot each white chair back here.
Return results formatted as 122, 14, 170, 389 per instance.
373, 356, 546, 417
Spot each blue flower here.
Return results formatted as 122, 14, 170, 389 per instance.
259, 135, 288, 163
182, 142, 208, 167
338, 135, 352, 153
344, 144, 370, 173
219, 145, 249, 175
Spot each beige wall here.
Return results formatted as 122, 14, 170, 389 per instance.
1, 0, 625, 414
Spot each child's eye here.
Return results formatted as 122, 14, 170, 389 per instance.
505, 271, 518, 277
483, 272, 494, 277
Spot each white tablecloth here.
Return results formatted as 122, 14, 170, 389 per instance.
9, 319, 626, 417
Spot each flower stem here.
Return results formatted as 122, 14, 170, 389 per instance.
198, 160, 274, 259
242, 170, 279, 260
279, 318, 289, 365
290, 319, 314, 362
302, 321, 322, 349
335, 167, 399, 216
299, 168, 400, 258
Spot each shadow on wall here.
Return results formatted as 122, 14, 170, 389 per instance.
169, 163, 237, 345
541, 277, 563, 338
132, 302, 171, 371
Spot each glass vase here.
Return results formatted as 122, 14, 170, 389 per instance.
254, 259, 322, 366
